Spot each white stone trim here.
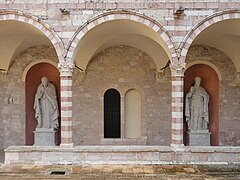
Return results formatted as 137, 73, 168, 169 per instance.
181, 48, 188, 57
61, 131, 72, 138
172, 112, 182, 119
61, 102, 72, 107
61, 80, 72, 86
172, 134, 182, 141
152, 24, 160, 32
66, 10, 178, 68
61, 111, 72, 118
172, 92, 183, 98
172, 102, 183, 107
61, 121, 72, 126
61, 91, 72, 97
172, 123, 183, 130
172, 81, 183, 86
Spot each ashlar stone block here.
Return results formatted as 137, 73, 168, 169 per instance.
34, 128, 58, 146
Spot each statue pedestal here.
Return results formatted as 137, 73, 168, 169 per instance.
34, 128, 58, 146
187, 130, 211, 146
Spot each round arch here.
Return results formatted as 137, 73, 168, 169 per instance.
179, 9, 240, 63
66, 10, 178, 68
22, 59, 58, 82
0, 10, 65, 63
185, 60, 222, 81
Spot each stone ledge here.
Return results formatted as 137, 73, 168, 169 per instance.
5, 146, 173, 153
6, 146, 240, 153
101, 137, 147, 145
4, 146, 240, 165
186, 146, 240, 153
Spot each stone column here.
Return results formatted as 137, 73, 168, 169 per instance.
170, 63, 185, 148
58, 62, 74, 147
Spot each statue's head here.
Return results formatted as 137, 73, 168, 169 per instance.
195, 77, 201, 86
41, 77, 49, 87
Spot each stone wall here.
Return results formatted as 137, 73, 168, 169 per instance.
0, 46, 58, 149
5, 146, 240, 165
1, 46, 240, 148
0, 1, 240, 148
186, 45, 240, 146
72, 46, 172, 145
0, 0, 237, 47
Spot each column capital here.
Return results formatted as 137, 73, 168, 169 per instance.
58, 62, 74, 77
170, 63, 186, 77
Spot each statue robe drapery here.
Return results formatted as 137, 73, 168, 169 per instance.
185, 86, 209, 131
34, 82, 59, 129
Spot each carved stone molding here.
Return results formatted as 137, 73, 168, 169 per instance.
156, 69, 165, 80
58, 63, 74, 76
170, 63, 186, 77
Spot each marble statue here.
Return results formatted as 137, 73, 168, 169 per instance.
34, 77, 59, 129
185, 77, 209, 131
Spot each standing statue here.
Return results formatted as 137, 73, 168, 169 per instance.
185, 77, 209, 131
34, 77, 59, 129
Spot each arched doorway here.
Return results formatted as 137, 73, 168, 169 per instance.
184, 64, 219, 146
25, 62, 60, 145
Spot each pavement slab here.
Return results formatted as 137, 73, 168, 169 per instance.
0, 164, 240, 179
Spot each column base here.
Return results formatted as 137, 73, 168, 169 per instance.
170, 143, 184, 151
60, 143, 74, 148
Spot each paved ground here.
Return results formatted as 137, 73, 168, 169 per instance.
1, 149, 240, 179
0, 164, 240, 179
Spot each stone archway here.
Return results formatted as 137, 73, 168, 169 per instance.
25, 62, 60, 145
179, 9, 240, 64
0, 10, 65, 64
66, 10, 178, 67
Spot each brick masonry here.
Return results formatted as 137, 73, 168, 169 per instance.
72, 46, 171, 146
0, 1, 239, 149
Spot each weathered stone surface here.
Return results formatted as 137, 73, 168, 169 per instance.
72, 46, 171, 146
6, 146, 240, 164
187, 131, 211, 146
0, 0, 239, 155
34, 128, 58, 146
1, 163, 240, 179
